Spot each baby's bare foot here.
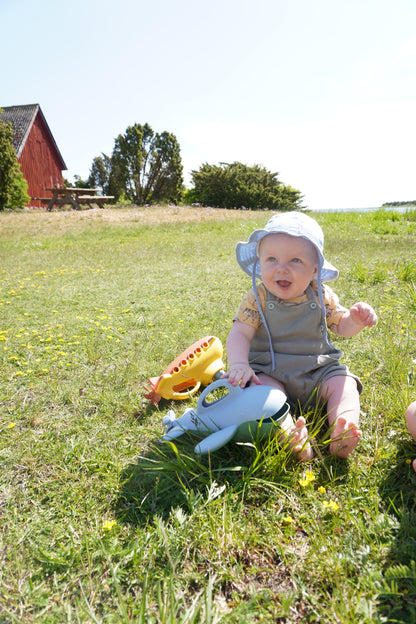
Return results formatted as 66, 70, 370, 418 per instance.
329, 416, 362, 458
412, 458, 416, 472
287, 416, 314, 462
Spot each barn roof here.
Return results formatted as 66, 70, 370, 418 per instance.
0, 103, 67, 169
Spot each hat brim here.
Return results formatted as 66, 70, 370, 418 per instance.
236, 229, 338, 282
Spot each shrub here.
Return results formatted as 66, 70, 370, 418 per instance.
0, 117, 30, 210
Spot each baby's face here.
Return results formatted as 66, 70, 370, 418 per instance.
258, 233, 318, 300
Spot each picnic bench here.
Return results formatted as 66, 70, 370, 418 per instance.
33, 188, 114, 211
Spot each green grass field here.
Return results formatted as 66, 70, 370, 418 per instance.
1, 205, 416, 623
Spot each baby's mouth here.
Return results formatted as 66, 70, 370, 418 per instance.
276, 280, 292, 288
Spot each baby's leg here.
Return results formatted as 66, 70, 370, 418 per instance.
321, 375, 361, 458
405, 401, 416, 471
257, 372, 314, 462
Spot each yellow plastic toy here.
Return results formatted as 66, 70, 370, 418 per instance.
144, 336, 225, 405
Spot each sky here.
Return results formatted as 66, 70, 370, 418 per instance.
1, 0, 415, 210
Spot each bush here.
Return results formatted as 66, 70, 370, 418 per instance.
190, 161, 304, 210
0, 117, 30, 210
6, 168, 30, 210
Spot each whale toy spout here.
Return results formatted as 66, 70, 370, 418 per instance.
161, 379, 294, 454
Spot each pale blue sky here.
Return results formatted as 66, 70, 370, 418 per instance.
2, 0, 415, 209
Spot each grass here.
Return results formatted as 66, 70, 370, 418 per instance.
1, 205, 416, 623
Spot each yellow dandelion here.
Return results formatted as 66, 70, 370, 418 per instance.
282, 516, 295, 524
323, 500, 339, 511
102, 519, 117, 531
317, 486, 326, 494
406, 459, 412, 465
8, 422, 16, 429
299, 470, 315, 487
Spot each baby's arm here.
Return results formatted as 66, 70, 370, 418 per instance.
335, 302, 378, 337
222, 321, 261, 387
405, 401, 416, 442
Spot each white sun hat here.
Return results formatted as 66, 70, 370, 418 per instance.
236, 211, 338, 282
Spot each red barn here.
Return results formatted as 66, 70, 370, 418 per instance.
0, 103, 67, 207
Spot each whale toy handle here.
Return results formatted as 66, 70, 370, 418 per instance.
197, 378, 242, 412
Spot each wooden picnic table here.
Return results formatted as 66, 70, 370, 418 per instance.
33, 188, 114, 211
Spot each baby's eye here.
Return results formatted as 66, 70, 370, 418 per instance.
267, 256, 277, 262
291, 257, 302, 263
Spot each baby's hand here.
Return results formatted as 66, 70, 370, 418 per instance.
222, 363, 261, 388
349, 302, 378, 328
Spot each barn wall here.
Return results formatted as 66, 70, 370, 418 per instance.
19, 113, 64, 207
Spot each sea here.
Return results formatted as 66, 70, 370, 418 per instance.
308, 206, 415, 214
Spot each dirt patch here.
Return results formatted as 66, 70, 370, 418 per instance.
75, 205, 249, 225
212, 532, 311, 619
0, 205, 258, 237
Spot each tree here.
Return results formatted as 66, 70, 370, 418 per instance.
89, 123, 183, 204
0, 117, 30, 210
88, 155, 112, 195
72, 174, 90, 189
191, 162, 304, 211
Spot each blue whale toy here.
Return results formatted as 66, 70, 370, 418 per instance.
161, 379, 293, 454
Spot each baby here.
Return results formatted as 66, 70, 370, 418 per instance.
405, 402, 416, 470
223, 211, 377, 460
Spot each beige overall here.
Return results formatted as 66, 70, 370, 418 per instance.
249, 284, 362, 407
